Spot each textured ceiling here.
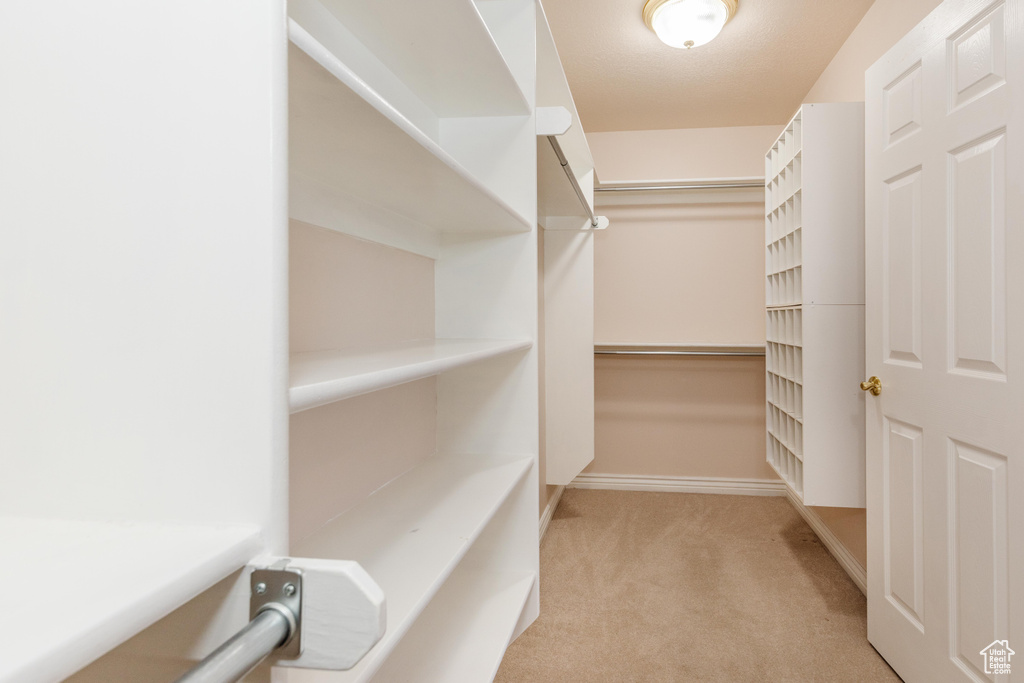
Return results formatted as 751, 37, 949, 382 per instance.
542, 0, 875, 132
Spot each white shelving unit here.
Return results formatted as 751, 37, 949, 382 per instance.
764, 103, 867, 508
3, 0, 547, 680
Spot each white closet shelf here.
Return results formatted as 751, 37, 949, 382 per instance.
291, 453, 533, 683
374, 570, 536, 682
289, 24, 532, 240
537, 135, 593, 224
289, 338, 532, 413
0, 518, 261, 683
296, 0, 528, 118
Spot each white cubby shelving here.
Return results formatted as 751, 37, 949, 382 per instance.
764, 103, 866, 508
4, 0, 545, 678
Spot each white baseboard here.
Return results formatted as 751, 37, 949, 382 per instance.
783, 487, 867, 595
568, 472, 787, 497
539, 485, 566, 540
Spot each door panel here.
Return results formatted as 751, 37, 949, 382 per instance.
950, 440, 1009, 679
884, 418, 925, 629
883, 168, 924, 366
948, 131, 1006, 378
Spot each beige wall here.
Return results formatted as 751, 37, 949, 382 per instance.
802, 0, 944, 104
590, 355, 775, 480
589, 125, 781, 183
594, 199, 765, 345
586, 126, 776, 484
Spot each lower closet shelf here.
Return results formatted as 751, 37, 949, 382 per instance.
290, 338, 532, 413
290, 453, 533, 682
373, 571, 536, 682
0, 518, 261, 683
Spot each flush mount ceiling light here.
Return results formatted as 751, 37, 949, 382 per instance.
643, 0, 738, 49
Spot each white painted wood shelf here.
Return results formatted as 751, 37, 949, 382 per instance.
535, 2, 597, 231
292, 0, 529, 119
290, 453, 534, 682
289, 338, 532, 413
0, 518, 261, 683
288, 21, 532, 244
373, 571, 536, 682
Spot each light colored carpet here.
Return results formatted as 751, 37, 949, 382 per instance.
496, 489, 900, 682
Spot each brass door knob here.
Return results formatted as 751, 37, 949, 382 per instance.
860, 376, 882, 396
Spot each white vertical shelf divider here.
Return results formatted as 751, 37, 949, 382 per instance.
764, 103, 866, 508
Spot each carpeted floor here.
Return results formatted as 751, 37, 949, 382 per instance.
496, 489, 901, 682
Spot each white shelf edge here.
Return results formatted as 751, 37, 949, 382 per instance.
290, 453, 534, 683
288, 20, 532, 235
0, 518, 262, 683
289, 338, 532, 413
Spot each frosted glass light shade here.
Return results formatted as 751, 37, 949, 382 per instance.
643, 0, 737, 49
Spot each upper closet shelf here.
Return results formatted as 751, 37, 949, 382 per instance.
290, 338, 532, 413
535, 5, 603, 231
289, 23, 532, 248
0, 518, 260, 683
291, 453, 534, 683
291, 0, 529, 118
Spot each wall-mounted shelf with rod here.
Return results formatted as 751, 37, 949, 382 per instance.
536, 3, 599, 486
595, 343, 766, 356
0, 520, 262, 683
593, 178, 765, 207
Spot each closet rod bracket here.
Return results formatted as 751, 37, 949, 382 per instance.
249, 563, 303, 658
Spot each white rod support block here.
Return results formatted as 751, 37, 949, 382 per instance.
248, 557, 386, 671
536, 106, 572, 136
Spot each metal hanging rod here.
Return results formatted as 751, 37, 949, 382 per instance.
175, 567, 303, 683
595, 178, 765, 192
595, 344, 765, 357
175, 610, 291, 683
547, 135, 599, 228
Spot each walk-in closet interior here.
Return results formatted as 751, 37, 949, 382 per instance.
4, 0, 1021, 681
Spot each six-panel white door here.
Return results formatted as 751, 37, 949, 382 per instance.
865, 0, 1024, 680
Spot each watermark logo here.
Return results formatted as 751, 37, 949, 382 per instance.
980, 640, 1014, 676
